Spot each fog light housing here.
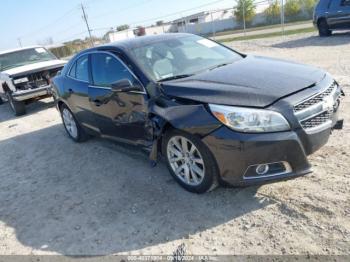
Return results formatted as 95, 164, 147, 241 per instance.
244, 162, 292, 180
256, 164, 269, 175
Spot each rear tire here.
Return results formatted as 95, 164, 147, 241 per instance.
60, 103, 89, 142
163, 129, 219, 194
6, 93, 26, 116
318, 19, 332, 37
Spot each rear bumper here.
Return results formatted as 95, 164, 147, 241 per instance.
12, 85, 52, 101
202, 118, 341, 186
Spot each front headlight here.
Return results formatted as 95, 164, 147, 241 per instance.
209, 104, 290, 133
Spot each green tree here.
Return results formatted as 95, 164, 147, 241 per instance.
284, 0, 302, 21
116, 24, 130, 31
264, 0, 281, 25
299, 0, 317, 18
234, 0, 256, 25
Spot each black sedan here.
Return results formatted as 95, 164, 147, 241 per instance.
52, 33, 343, 193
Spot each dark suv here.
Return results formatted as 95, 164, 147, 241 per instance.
314, 0, 350, 36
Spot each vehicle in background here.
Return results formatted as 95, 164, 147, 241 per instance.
314, 0, 350, 36
0, 46, 67, 116
52, 34, 343, 193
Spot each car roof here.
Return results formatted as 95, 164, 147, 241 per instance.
0, 46, 44, 55
83, 33, 194, 54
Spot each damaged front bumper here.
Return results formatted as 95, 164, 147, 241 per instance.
202, 116, 343, 186
11, 85, 52, 101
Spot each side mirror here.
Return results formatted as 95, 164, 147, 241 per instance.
111, 79, 141, 92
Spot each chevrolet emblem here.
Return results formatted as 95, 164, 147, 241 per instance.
322, 96, 335, 112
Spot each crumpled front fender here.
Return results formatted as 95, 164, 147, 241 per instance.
147, 97, 222, 163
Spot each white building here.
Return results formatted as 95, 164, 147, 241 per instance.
108, 29, 136, 42
106, 4, 271, 42
172, 9, 234, 27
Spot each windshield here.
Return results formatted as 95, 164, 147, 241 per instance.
129, 35, 243, 82
0, 47, 57, 71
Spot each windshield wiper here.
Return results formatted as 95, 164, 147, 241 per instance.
158, 74, 194, 82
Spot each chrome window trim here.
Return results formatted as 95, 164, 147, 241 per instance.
66, 75, 90, 84
88, 84, 146, 95
88, 85, 111, 91
67, 50, 147, 95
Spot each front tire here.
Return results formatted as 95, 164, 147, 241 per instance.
60, 104, 89, 142
163, 129, 219, 193
318, 19, 332, 37
7, 93, 26, 116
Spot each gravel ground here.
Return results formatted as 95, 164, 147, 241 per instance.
0, 32, 349, 256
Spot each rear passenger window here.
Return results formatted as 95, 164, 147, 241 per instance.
75, 55, 89, 82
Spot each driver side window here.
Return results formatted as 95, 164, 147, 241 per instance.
91, 53, 135, 87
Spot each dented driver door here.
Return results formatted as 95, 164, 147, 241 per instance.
88, 51, 152, 145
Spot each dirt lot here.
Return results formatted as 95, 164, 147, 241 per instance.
0, 32, 349, 256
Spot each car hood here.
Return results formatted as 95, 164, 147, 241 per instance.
160, 55, 326, 107
3, 59, 67, 77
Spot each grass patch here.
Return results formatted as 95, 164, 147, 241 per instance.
215, 20, 312, 37
218, 27, 317, 42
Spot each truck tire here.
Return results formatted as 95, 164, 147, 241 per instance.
7, 93, 26, 116
0, 96, 3, 105
318, 19, 332, 37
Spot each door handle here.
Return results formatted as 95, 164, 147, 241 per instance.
338, 10, 343, 13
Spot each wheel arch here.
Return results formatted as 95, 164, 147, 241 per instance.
148, 102, 222, 160
56, 98, 75, 114
57, 99, 65, 111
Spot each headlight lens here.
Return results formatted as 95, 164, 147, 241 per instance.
209, 104, 290, 133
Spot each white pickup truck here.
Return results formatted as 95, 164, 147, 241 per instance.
0, 46, 67, 116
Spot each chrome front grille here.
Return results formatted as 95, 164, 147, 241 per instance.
294, 82, 337, 112
294, 81, 340, 133
300, 111, 331, 129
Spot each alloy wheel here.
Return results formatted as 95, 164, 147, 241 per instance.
167, 136, 205, 186
62, 108, 78, 139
